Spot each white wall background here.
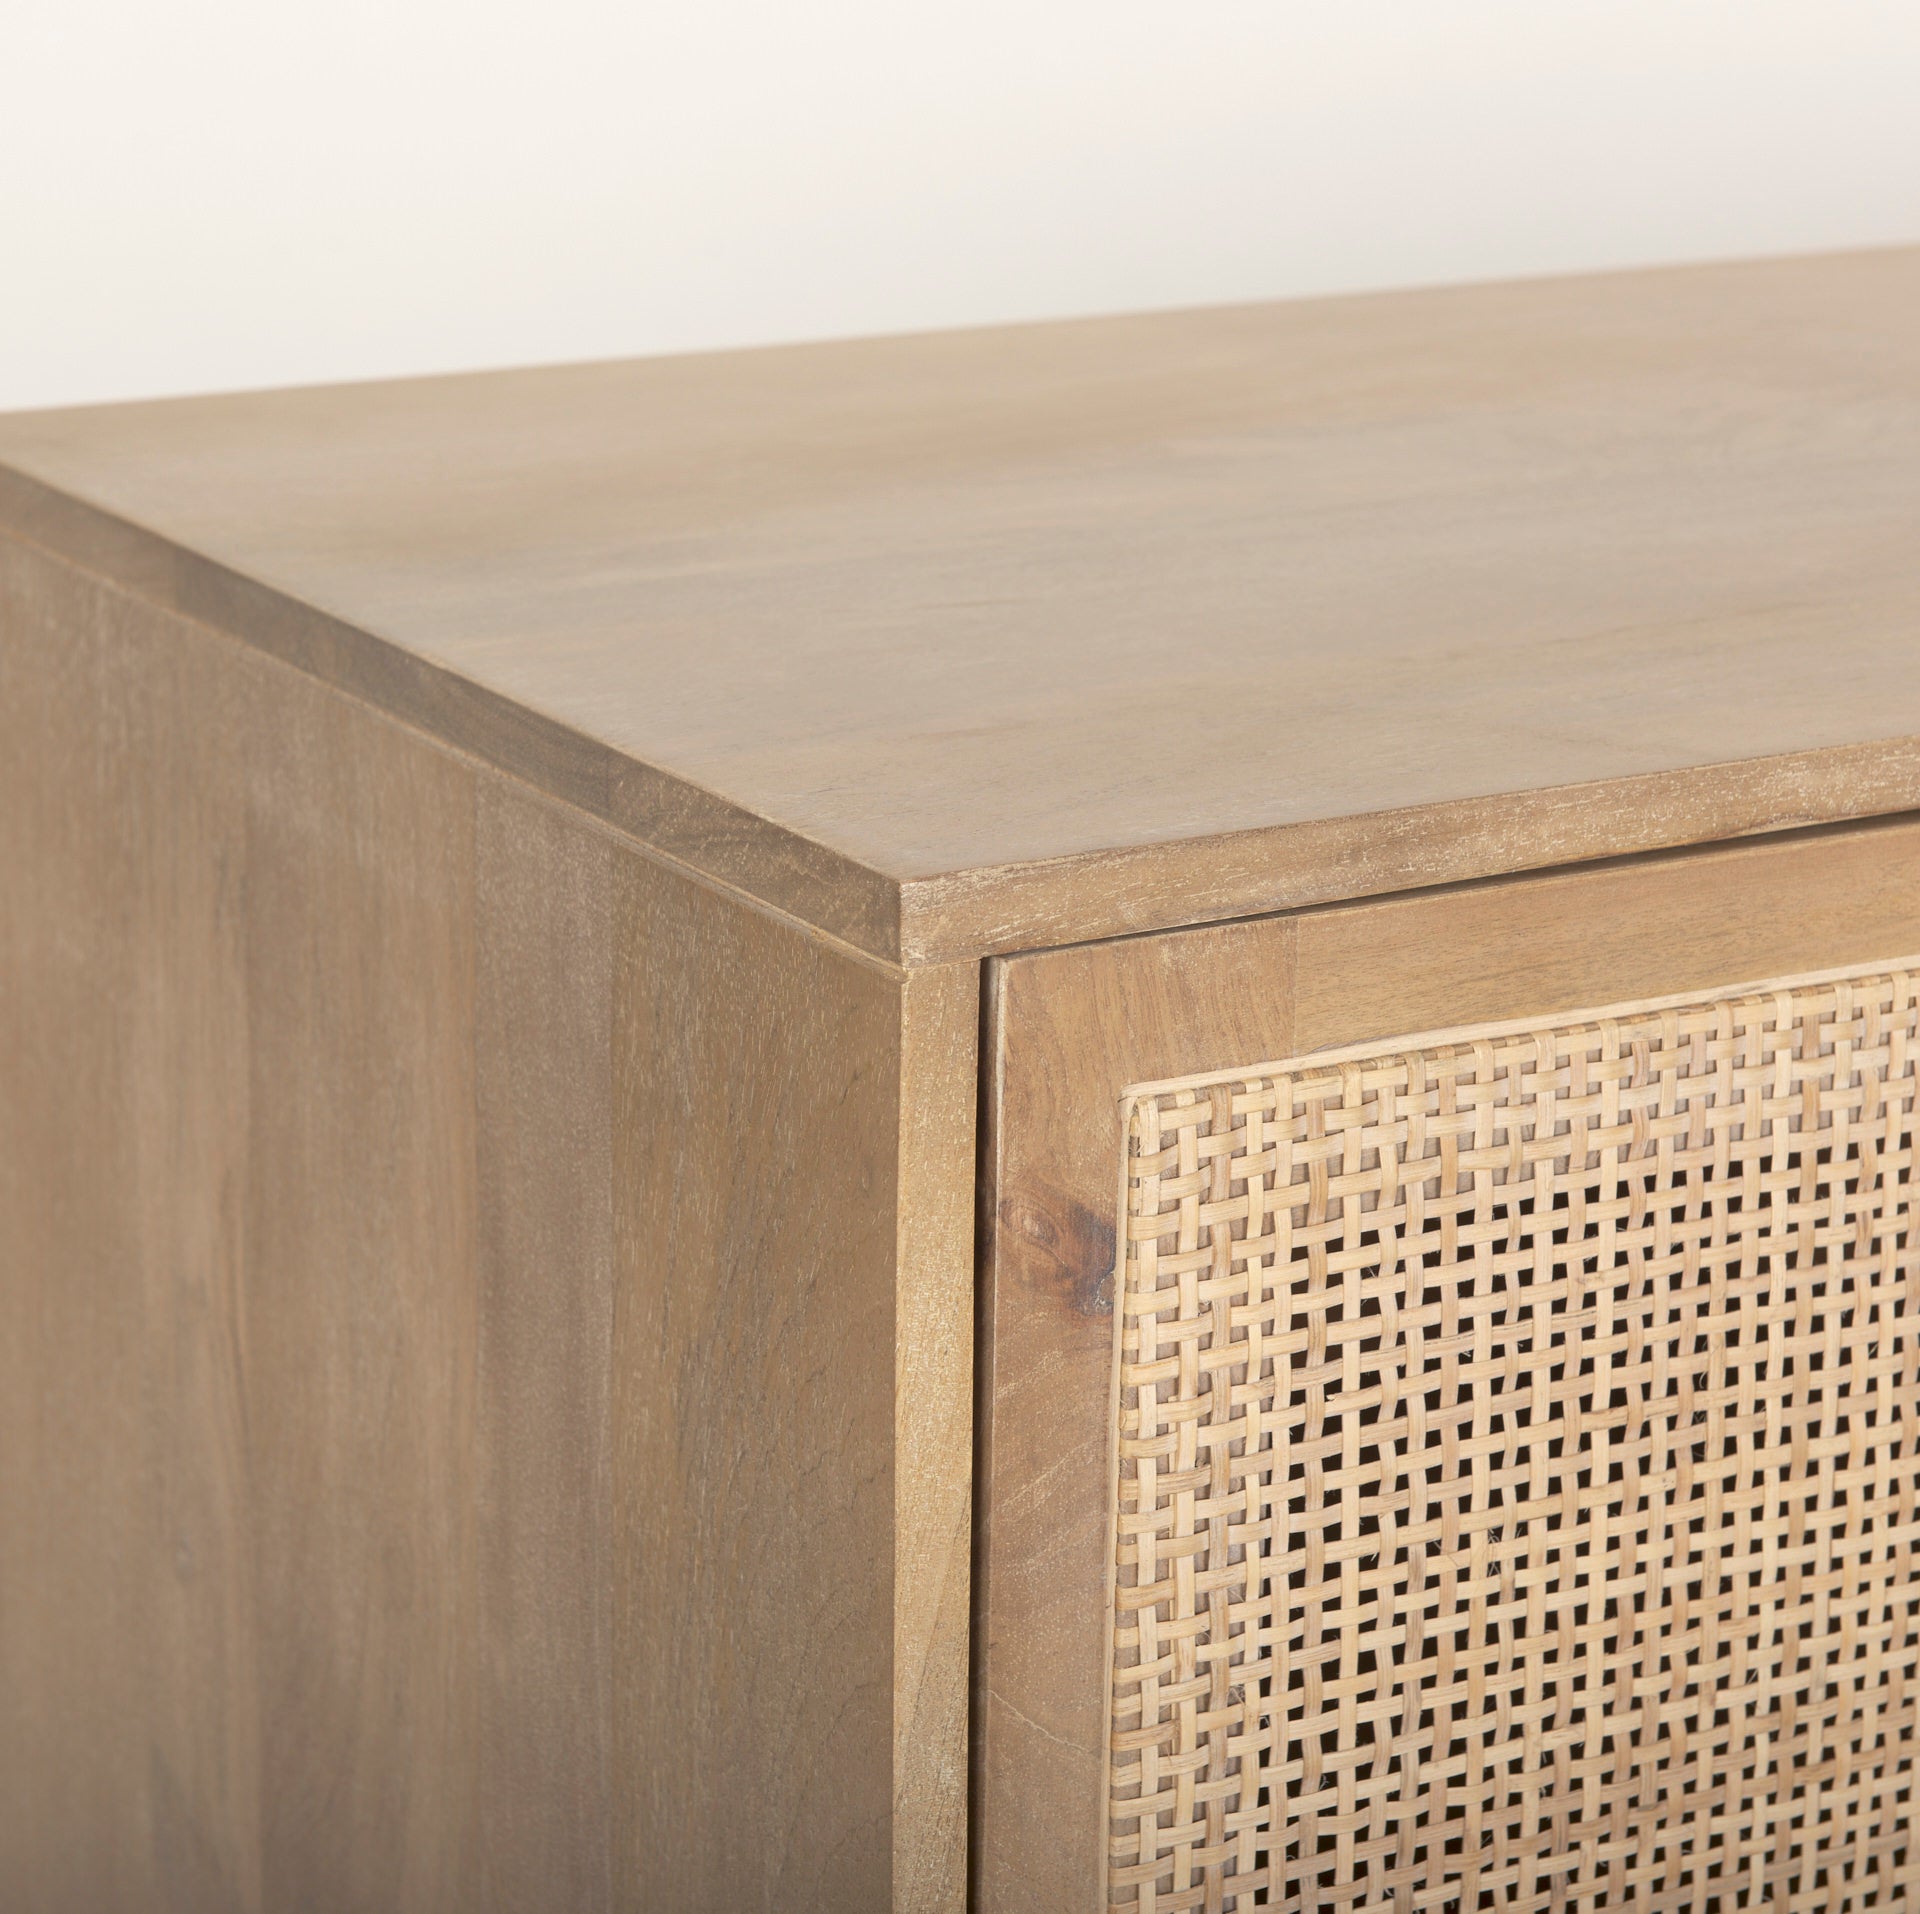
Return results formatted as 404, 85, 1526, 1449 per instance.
4, 0, 1919, 413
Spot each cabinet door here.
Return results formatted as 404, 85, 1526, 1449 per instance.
976, 818, 1920, 1913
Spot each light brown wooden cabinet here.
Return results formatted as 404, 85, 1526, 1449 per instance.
4, 247, 1920, 1913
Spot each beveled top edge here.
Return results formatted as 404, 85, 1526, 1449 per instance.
0, 463, 909, 962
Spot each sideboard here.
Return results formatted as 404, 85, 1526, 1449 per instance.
4, 245, 1919, 1913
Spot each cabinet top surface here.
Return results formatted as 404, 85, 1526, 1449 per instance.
4, 246, 1919, 965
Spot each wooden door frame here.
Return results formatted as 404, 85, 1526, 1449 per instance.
971, 813, 1920, 1912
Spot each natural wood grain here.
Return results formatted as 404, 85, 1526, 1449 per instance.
894, 964, 980, 1914
905, 741, 1920, 964
5, 248, 1920, 961
474, 783, 615, 1914
976, 920, 1297, 1914
2, 532, 975, 1911
609, 857, 974, 1914
1292, 814, 1920, 1052
0, 537, 260, 1914
239, 599, 481, 1914
975, 815, 1920, 1913
0, 537, 482, 1912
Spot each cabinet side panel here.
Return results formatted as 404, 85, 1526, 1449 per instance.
0, 535, 485, 1912
0, 537, 261, 1913
611, 868, 901, 1912
225, 590, 482, 1914
474, 783, 616, 1914
3, 531, 959, 1912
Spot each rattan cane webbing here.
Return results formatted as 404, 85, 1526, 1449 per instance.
1109, 964, 1920, 1914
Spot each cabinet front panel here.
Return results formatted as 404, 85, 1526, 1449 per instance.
977, 818, 1920, 1912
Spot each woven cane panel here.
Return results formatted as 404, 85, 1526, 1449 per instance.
1110, 964, 1920, 1914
